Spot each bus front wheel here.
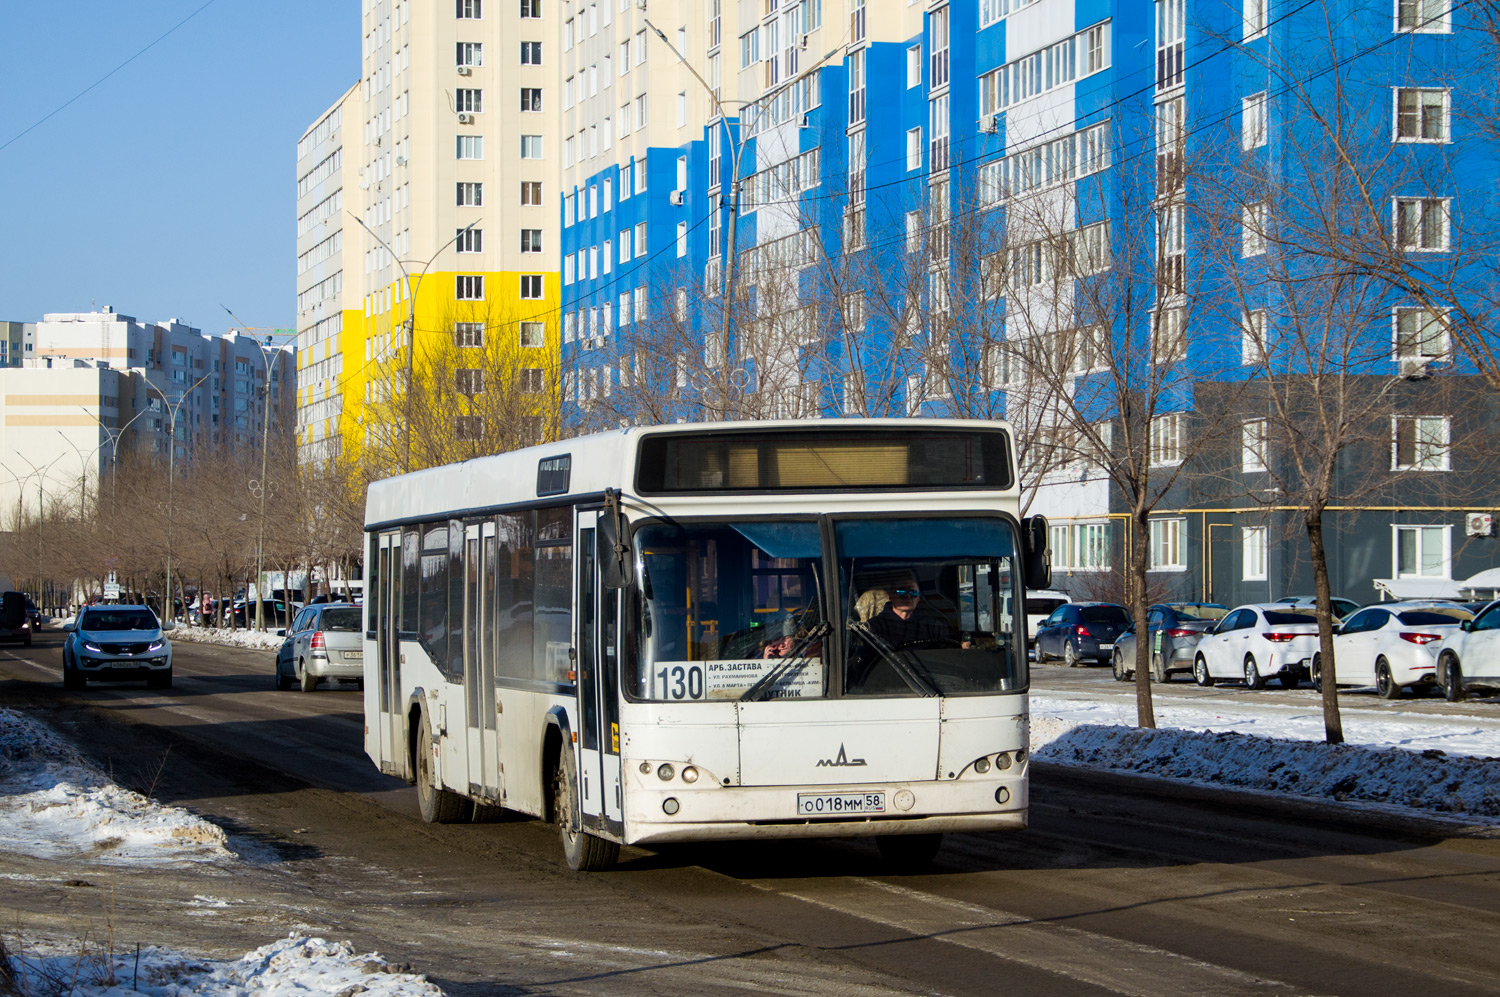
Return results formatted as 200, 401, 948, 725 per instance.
876, 832, 943, 872
416, 722, 468, 824
553, 754, 620, 872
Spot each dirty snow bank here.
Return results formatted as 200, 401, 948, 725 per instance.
4, 934, 445, 997
169, 626, 284, 650
1031, 713, 1500, 822
0, 708, 240, 864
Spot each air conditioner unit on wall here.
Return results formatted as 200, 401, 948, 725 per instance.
669, 189, 684, 205
457, 65, 472, 76
985, 114, 1000, 134
457, 112, 474, 124
1399, 358, 1431, 379
1467, 512, 1495, 538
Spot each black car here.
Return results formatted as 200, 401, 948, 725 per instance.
0, 591, 33, 647
1035, 602, 1131, 666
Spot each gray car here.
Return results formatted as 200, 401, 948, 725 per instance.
1112, 603, 1228, 683
274, 603, 364, 691
62, 605, 174, 689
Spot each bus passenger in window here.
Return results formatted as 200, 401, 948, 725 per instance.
863, 571, 963, 649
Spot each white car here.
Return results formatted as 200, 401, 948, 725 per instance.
1192, 604, 1321, 689
1323, 603, 1472, 699
1434, 599, 1500, 702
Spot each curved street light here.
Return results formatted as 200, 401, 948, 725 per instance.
146, 373, 213, 622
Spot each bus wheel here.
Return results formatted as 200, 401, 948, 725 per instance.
416, 722, 467, 824
552, 754, 619, 871
876, 833, 943, 873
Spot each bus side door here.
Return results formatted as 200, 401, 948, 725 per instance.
575, 517, 624, 836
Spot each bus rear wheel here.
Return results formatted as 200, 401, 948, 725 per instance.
416, 722, 468, 824
553, 754, 619, 872
876, 832, 943, 873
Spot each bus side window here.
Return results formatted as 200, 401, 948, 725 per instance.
535, 507, 573, 685
401, 529, 420, 634
495, 512, 534, 684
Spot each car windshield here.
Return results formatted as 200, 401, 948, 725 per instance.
1080, 606, 1128, 624
81, 609, 158, 631
1396, 609, 1471, 625
321, 608, 362, 631
1170, 604, 1227, 621
1263, 610, 1317, 625
838, 517, 1024, 698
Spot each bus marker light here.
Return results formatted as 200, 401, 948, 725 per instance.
639, 762, 652, 774
996, 752, 1012, 770
995, 787, 1010, 805
974, 757, 991, 774
681, 766, 699, 783
663, 797, 680, 815
894, 789, 915, 811
571, 732, 578, 744
657, 763, 675, 781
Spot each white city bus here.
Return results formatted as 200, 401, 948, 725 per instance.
363, 419, 1051, 870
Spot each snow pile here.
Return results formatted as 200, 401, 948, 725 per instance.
1031, 713, 1500, 821
170, 627, 285, 650
3, 934, 445, 997
0, 709, 238, 864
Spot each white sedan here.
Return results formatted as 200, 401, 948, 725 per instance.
1435, 599, 1500, 702
1192, 604, 1321, 689
1322, 604, 1471, 699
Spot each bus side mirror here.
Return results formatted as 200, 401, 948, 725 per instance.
599, 509, 631, 590
1021, 515, 1051, 591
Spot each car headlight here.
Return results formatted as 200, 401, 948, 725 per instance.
148, 640, 164, 652
83, 642, 101, 652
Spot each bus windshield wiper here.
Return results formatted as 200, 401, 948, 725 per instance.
847, 623, 940, 697
740, 623, 830, 702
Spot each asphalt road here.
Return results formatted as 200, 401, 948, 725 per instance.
3, 631, 1500, 996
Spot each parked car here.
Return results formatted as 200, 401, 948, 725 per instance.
1024, 590, 1071, 649
1193, 604, 1320, 689
1320, 603, 1472, 699
233, 599, 300, 629
273, 603, 364, 691
0, 591, 33, 647
1276, 595, 1362, 621
1112, 603, 1228, 683
1035, 603, 1131, 667
62, 605, 173, 689
1434, 599, 1500, 702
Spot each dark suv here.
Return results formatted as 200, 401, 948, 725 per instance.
1035, 602, 1131, 667
0, 591, 33, 647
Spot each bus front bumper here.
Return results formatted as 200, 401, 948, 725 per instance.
623, 771, 1028, 845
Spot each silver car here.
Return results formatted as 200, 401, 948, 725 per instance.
63, 605, 174, 689
273, 603, 364, 691
1112, 603, 1229, 682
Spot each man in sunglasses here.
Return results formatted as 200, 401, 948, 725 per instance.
865, 571, 962, 649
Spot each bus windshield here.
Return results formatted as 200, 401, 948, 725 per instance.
839, 518, 1024, 697
631, 516, 1026, 702
634, 520, 827, 701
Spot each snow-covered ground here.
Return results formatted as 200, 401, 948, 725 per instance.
1032, 691, 1500, 823
168, 626, 284, 650
5, 934, 444, 997
0, 708, 247, 864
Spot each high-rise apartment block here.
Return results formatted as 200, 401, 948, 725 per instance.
300, 0, 562, 468
556, 0, 1499, 605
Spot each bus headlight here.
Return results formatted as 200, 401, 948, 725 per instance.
996, 751, 1012, 771
657, 763, 675, 782
680, 765, 699, 784
973, 756, 991, 774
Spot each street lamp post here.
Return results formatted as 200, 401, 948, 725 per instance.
349, 214, 477, 473
1, 453, 65, 612
148, 373, 212, 623
83, 403, 152, 509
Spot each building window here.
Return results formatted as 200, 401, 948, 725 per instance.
1392, 415, 1450, 471
1394, 197, 1449, 251
456, 368, 485, 395
456, 88, 483, 113
521, 87, 543, 112
848, 47, 866, 125
635, 220, 647, 254
1150, 518, 1186, 570
456, 135, 484, 159
454, 322, 484, 347
1241, 91, 1267, 149
520, 274, 543, 299
1395, 524, 1449, 578
929, 94, 949, 171
1157, 0, 1184, 91
456, 0, 482, 17
520, 181, 543, 206
455, 416, 484, 441
520, 0, 541, 17
740, 26, 760, 68
929, 6, 949, 89
906, 44, 921, 88
1242, 418, 1267, 472
520, 368, 546, 393
1242, 202, 1267, 257
1155, 95, 1185, 196
1394, 88, 1449, 142
1242, 526, 1268, 580
1149, 413, 1184, 466
521, 229, 543, 253
906, 128, 922, 171
1393, 307, 1450, 360
520, 134, 544, 159
456, 227, 483, 252
676, 221, 688, 257
456, 181, 483, 206
456, 275, 484, 300
1242, 309, 1266, 364
519, 322, 545, 348
1396, 0, 1450, 33
457, 42, 483, 66
1244, 0, 1267, 39
1153, 306, 1186, 364
520, 41, 543, 64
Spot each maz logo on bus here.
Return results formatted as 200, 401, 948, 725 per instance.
816, 744, 867, 767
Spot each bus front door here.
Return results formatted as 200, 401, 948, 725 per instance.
575, 519, 623, 835
463, 522, 501, 797
375, 531, 401, 771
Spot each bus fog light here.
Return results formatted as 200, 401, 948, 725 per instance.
657, 763, 675, 781
662, 797, 680, 815
995, 787, 1011, 805
639, 762, 651, 775
973, 757, 991, 774
894, 789, 915, 811
996, 752, 1012, 771
1015, 749, 1026, 764
681, 765, 699, 784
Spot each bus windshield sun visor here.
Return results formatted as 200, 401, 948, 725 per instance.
835, 518, 1015, 559
730, 521, 822, 559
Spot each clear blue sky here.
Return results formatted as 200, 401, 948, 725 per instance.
0, 1, 360, 337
